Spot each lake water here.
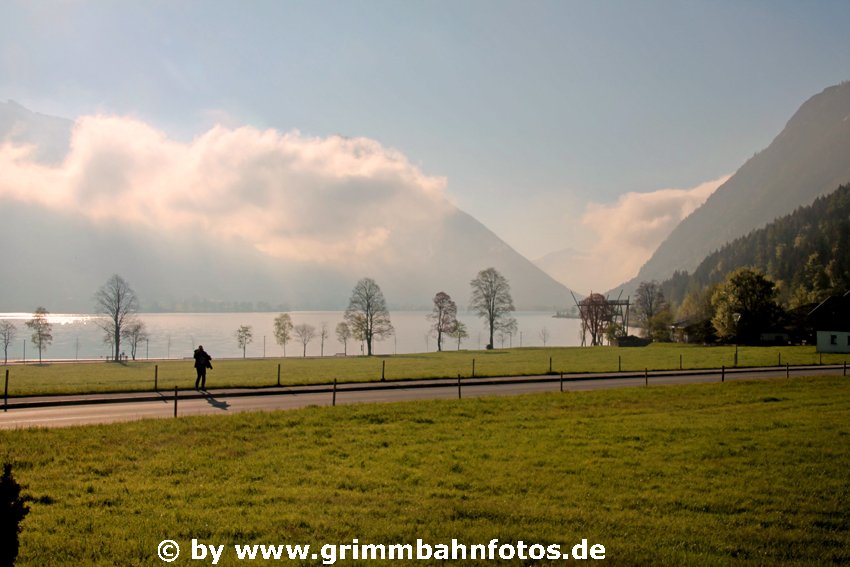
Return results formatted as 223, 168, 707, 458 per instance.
0, 311, 585, 361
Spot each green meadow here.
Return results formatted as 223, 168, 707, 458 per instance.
2, 343, 847, 397
1, 375, 848, 565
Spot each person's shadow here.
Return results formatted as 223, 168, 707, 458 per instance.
201, 392, 230, 411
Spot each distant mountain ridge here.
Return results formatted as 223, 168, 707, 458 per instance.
0, 100, 572, 312
612, 81, 850, 296
660, 183, 850, 308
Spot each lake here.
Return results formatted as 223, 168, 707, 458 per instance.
0, 311, 586, 362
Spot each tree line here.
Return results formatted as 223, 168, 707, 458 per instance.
0, 267, 521, 363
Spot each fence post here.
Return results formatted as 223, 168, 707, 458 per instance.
472, 358, 475, 378
786, 363, 790, 379
381, 360, 386, 381
332, 379, 337, 407
679, 354, 682, 370
154, 365, 158, 391
721, 365, 725, 383
457, 375, 462, 399
819, 353, 823, 365
618, 355, 621, 372
277, 364, 281, 387
844, 361, 847, 377
778, 352, 781, 366
549, 357, 552, 374
560, 372, 564, 393
173, 386, 178, 418
645, 368, 648, 387
4, 368, 8, 412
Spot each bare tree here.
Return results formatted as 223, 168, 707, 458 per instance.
448, 320, 468, 350
344, 278, 394, 356
273, 313, 294, 357
335, 321, 352, 355
235, 325, 253, 358
469, 267, 515, 349
539, 326, 551, 346
578, 293, 613, 346
94, 274, 140, 362
0, 321, 16, 364
26, 307, 52, 363
428, 291, 458, 352
319, 322, 329, 357
294, 323, 316, 357
121, 320, 149, 360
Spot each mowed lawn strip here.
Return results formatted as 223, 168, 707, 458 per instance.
3, 343, 849, 397
1, 375, 849, 565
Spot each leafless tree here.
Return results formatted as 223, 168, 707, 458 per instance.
235, 325, 253, 358
428, 291, 458, 352
335, 321, 352, 355
344, 278, 394, 356
539, 326, 551, 346
448, 320, 468, 350
121, 320, 149, 360
578, 293, 613, 346
26, 307, 52, 363
0, 321, 17, 364
319, 322, 329, 357
294, 323, 316, 357
469, 267, 515, 349
94, 274, 139, 362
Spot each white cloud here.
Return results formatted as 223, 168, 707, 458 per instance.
553, 176, 729, 291
0, 115, 451, 265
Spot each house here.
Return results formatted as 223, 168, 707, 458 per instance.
808, 292, 850, 353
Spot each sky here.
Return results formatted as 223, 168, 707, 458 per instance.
2, 0, 850, 291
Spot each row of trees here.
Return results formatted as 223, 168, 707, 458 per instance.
246, 268, 517, 357
2, 267, 520, 363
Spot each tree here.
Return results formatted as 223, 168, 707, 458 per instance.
344, 278, 394, 356
293, 323, 316, 357
0, 463, 30, 567
577, 293, 612, 346
448, 320, 468, 350
26, 307, 52, 363
273, 313, 294, 357
634, 281, 668, 337
319, 322, 329, 357
235, 325, 253, 358
335, 321, 352, 355
469, 267, 515, 349
711, 268, 781, 343
121, 320, 149, 360
94, 274, 140, 362
539, 326, 551, 346
0, 321, 16, 365
428, 292, 458, 352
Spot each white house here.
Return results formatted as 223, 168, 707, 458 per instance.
809, 293, 850, 354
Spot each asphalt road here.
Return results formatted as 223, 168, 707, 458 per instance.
1, 365, 845, 430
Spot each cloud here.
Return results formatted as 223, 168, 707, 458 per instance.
0, 115, 451, 265
559, 176, 729, 291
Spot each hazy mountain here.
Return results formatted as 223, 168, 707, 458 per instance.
612, 81, 850, 295
660, 183, 850, 308
0, 101, 571, 312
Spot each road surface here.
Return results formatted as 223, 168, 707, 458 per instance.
1, 365, 844, 429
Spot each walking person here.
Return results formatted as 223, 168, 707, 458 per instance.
193, 345, 213, 390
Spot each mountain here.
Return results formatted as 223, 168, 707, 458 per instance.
0, 101, 571, 312
613, 81, 850, 295
660, 183, 850, 308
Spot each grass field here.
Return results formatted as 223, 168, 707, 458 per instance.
1, 375, 849, 565
1, 343, 847, 397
